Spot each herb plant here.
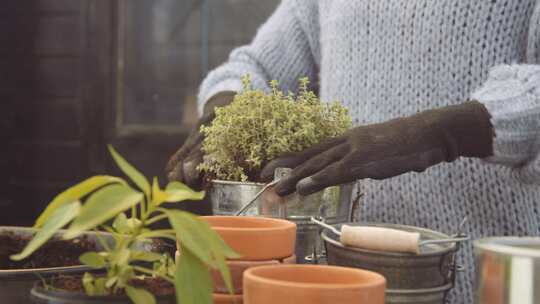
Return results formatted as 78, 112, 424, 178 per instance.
11, 146, 237, 304
198, 76, 352, 182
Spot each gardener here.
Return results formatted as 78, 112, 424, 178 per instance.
166, 1, 540, 302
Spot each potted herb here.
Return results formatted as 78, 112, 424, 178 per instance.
10, 146, 236, 304
199, 76, 357, 261
198, 76, 351, 183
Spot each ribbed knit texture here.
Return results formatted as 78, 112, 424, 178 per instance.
198, 1, 540, 302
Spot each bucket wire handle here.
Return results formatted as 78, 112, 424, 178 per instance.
311, 217, 341, 235
234, 179, 280, 216
235, 168, 292, 216
310, 217, 470, 247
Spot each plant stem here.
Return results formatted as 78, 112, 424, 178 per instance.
132, 266, 174, 284
140, 197, 147, 221
131, 205, 137, 220
145, 213, 168, 226
136, 229, 176, 241
95, 230, 111, 251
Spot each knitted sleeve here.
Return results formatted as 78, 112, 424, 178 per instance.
197, 0, 318, 115
471, 64, 540, 184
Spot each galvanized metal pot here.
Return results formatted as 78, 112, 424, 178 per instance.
474, 237, 540, 304
386, 284, 452, 304
322, 222, 464, 304
31, 284, 175, 304
0, 226, 169, 304
209, 180, 359, 263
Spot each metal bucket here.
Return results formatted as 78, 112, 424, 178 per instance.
386, 284, 452, 304
322, 222, 459, 289
209, 180, 359, 263
474, 237, 540, 304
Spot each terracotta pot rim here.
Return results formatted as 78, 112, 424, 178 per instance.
224, 254, 295, 265
202, 216, 296, 232
213, 293, 244, 299
244, 265, 386, 290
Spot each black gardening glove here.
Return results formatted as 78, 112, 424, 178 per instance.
166, 91, 235, 188
260, 101, 494, 196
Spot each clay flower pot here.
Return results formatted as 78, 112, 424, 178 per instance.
202, 216, 296, 261
213, 293, 244, 304
243, 265, 386, 304
211, 255, 296, 294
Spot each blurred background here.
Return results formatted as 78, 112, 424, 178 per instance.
1, 0, 279, 225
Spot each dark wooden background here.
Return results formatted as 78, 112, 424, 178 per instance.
1, 0, 278, 226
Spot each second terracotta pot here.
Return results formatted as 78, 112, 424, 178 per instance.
202, 216, 296, 261
211, 255, 296, 294
243, 265, 386, 304
213, 293, 243, 304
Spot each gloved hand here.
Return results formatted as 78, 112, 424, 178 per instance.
260, 101, 494, 196
166, 91, 235, 188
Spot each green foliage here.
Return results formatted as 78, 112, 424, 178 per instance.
12, 146, 236, 304
33, 175, 125, 228
198, 75, 352, 181
11, 201, 81, 261
175, 248, 213, 304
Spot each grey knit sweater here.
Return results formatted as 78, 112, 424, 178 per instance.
198, 1, 540, 302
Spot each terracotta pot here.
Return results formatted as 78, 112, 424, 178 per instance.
243, 265, 385, 304
202, 216, 296, 261
213, 293, 243, 304
211, 255, 296, 294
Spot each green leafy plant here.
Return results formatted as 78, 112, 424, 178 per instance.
198, 75, 352, 182
11, 146, 238, 304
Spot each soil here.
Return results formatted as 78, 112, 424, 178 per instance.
0, 232, 97, 269
49, 275, 175, 296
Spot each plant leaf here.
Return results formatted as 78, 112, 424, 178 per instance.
202, 219, 238, 293
11, 201, 81, 261
131, 251, 163, 262
94, 277, 108, 295
164, 210, 236, 293
82, 272, 95, 295
34, 176, 124, 228
126, 218, 142, 231
112, 213, 129, 233
214, 249, 234, 294
79, 252, 106, 268
175, 247, 213, 304
164, 210, 214, 265
64, 184, 143, 239
108, 145, 150, 197
105, 276, 118, 289
111, 247, 131, 267
164, 182, 205, 203
206, 227, 241, 260
126, 285, 156, 304
151, 177, 168, 206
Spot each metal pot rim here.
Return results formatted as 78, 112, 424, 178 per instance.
474, 237, 540, 258
211, 179, 266, 186
386, 283, 453, 294
31, 283, 175, 301
322, 222, 457, 257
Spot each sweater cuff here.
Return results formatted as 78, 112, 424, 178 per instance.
197, 78, 243, 117
471, 64, 540, 182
